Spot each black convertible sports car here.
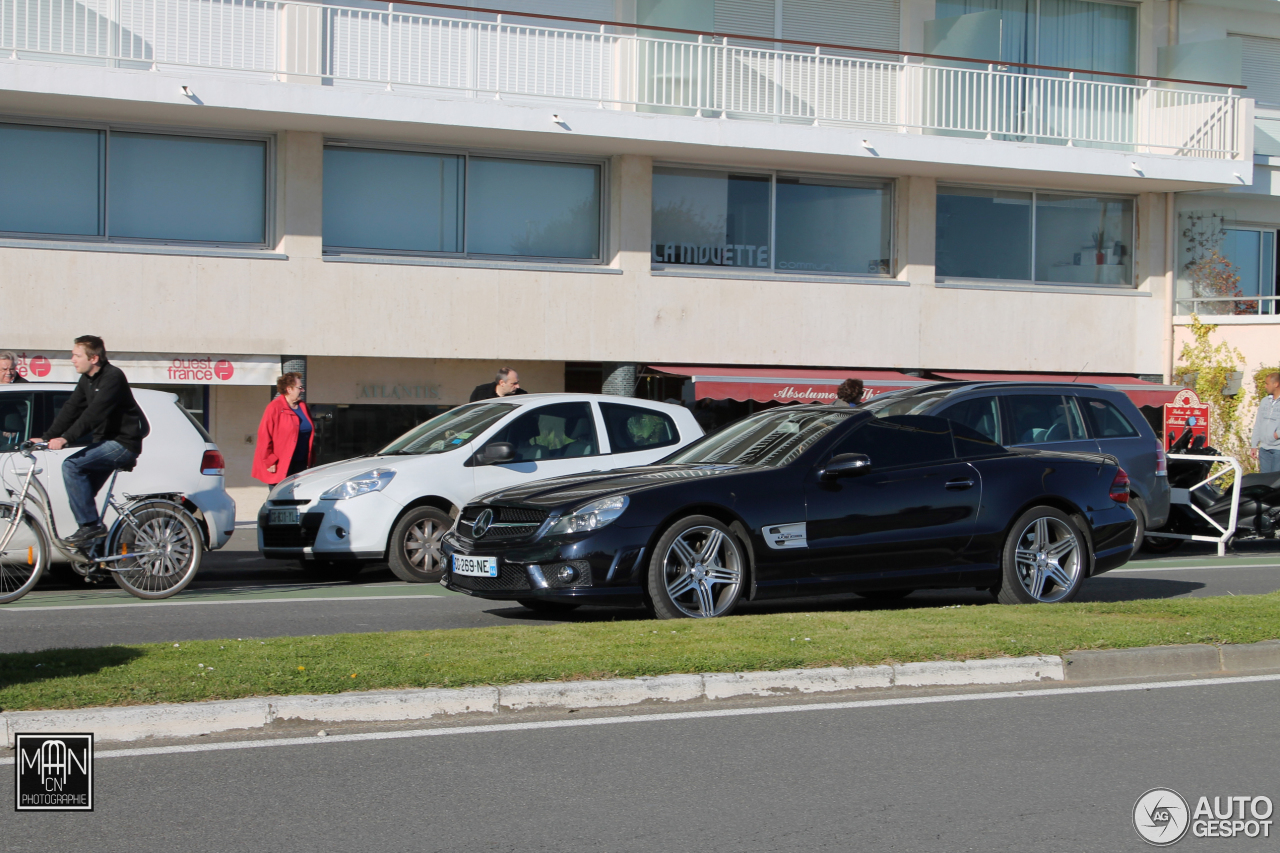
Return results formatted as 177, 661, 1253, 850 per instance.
441, 404, 1136, 618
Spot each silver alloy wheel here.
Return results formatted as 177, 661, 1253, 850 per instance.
1013, 516, 1081, 603
661, 525, 743, 618
404, 517, 444, 574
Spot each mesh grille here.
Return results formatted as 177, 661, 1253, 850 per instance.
450, 563, 531, 592
497, 507, 548, 524
457, 505, 549, 543
544, 561, 593, 588
262, 526, 318, 548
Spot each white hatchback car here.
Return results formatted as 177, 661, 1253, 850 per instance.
0, 383, 236, 562
257, 394, 703, 582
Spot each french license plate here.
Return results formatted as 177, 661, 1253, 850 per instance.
452, 554, 498, 578
269, 508, 299, 526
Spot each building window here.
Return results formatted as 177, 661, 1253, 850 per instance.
936, 185, 1133, 287
1177, 213, 1278, 316
322, 146, 604, 262
652, 166, 893, 276
0, 121, 269, 246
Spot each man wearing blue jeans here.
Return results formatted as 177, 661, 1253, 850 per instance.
38, 336, 148, 546
1252, 372, 1280, 475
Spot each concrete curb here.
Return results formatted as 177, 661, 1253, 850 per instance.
1, 655, 1062, 746
5, 641, 1278, 747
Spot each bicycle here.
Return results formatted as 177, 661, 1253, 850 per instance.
0, 440, 203, 603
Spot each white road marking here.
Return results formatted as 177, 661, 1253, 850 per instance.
1111, 563, 1280, 573
4, 672, 1277, 765
0, 594, 442, 612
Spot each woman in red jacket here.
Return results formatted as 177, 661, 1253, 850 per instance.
251, 373, 315, 484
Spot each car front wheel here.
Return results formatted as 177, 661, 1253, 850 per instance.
388, 506, 451, 583
647, 515, 746, 619
996, 507, 1087, 604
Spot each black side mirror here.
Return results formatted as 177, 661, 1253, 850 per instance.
820, 453, 872, 481
478, 442, 515, 465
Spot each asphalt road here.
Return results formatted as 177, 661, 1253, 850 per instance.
2, 528, 1278, 653
3, 673, 1278, 851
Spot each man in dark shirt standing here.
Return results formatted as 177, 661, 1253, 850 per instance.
38, 336, 148, 545
470, 367, 529, 402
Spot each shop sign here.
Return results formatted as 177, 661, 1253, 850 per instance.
652, 242, 769, 267
1163, 388, 1210, 450
356, 383, 442, 401
12, 352, 279, 386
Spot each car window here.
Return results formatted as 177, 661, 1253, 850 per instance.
39, 391, 92, 448
937, 396, 1001, 444
0, 393, 33, 451
952, 420, 1006, 458
600, 403, 679, 453
379, 402, 517, 455
666, 408, 853, 467
830, 415, 955, 469
1080, 397, 1139, 438
861, 389, 954, 416
496, 402, 599, 462
1005, 395, 1085, 445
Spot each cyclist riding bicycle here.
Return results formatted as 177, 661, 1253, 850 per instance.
36, 335, 148, 546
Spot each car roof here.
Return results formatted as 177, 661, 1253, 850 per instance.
890, 381, 1126, 397
475, 393, 690, 413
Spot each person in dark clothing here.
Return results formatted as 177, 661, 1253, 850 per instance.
38, 336, 147, 545
0, 351, 28, 384
470, 366, 529, 402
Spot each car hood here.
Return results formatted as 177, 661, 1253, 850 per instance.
474, 464, 748, 509
268, 453, 442, 501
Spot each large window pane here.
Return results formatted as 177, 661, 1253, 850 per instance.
0, 123, 103, 236
323, 147, 462, 252
1034, 194, 1132, 286
467, 158, 600, 259
108, 133, 266, 243
936, 187, 1031, 280
652, 168, 771, 267
774, 177, 892, 275
1038, 0, 1136, 77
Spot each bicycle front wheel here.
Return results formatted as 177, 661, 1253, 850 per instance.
0, 503, 49, 604
108, 501, 203, 600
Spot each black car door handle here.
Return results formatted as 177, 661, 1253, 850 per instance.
945, 478, 975, 490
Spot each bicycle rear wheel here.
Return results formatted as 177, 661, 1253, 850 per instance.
108, 501, 203, 600
0, 503, 49, 604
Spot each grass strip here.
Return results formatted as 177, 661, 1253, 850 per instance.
4, 592, 1280, 712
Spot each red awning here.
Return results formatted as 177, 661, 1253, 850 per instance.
930, 372, 1182, 408
646, 365, 933, 404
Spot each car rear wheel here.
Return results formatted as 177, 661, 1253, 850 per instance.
996, 507, 1086, 605
388, 506, 451, 583
647, 516, 746, 620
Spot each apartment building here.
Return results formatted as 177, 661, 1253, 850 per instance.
0, 0, 1254, 494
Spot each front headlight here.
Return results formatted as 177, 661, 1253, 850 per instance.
545, 495, 629, 536
320, 469, 396, 501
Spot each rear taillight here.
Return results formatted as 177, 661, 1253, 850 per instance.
1110, 468, 1131, 503
201, 450, 226, 476
1155, 441, 1167, 477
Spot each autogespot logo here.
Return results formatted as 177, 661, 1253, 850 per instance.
1134, 788, 1190, 846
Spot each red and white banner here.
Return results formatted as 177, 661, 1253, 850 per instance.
11, 351, 279, 386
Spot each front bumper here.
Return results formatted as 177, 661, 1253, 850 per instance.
257, 491, 401, 561
440, 526, 649, 606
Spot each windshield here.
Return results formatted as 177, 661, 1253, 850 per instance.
861, 390, 953, 417
378, 403, 517, 455
666, 408, 853, 467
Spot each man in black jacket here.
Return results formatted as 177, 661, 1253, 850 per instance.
39, 336, 148, 545
470, 367, 529, 402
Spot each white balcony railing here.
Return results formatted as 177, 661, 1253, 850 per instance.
0, 0, 1249, 159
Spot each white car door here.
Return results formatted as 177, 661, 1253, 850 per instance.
472, 400, 608, 497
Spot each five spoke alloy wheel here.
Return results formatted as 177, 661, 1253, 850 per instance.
388, 506, 451, 583
648, 515, 746, 619
997, 506, 1087, 604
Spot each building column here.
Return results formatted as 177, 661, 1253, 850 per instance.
275, 131, 324, 259
896, 176, 936, 287
612, 154, 653, 272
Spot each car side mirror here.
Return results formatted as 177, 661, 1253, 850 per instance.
820, 453, 872, 481
478, 442, 515, 465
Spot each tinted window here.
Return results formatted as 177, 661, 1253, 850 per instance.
600, 403, 679, 453
831, 415, 955, 469
938, 396, 1002, 444
1006, 395, 1084, 445
667, 409, 852, 467
1080, 397, 1139, 438
0, 393, 33, 450
496, 403, 598, 462
862, 389, 954, 416
952, 421, 1005, 459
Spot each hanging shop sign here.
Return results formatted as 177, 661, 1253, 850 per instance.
11, 351, 280, 386
1163, 388, 1211, 451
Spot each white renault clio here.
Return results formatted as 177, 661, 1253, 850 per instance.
257, 394, 702, 582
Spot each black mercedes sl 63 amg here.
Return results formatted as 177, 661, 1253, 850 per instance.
441, 403, 1136, 619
